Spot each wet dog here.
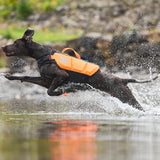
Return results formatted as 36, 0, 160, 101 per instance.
1, 29, 158, 111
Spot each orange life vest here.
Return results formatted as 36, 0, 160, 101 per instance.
50, 48, 99, 76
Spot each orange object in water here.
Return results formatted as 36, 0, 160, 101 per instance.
63, 92, 67, 96
49, 120, 98, 160
50, 52, 99, 76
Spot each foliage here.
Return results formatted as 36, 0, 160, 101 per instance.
2, 30, 13, 39
16, 0, 33, 20
0, 0, 17, 18
0, 0, 69, 20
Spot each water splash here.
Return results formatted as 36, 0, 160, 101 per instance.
0, 71, 159, 119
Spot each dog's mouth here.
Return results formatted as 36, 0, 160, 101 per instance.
1, 46, 15, 56
5, 52, 15, 56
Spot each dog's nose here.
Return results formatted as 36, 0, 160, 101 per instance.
1, 46, 5, 51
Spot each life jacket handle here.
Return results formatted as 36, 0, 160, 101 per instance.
62, 48, 81, 59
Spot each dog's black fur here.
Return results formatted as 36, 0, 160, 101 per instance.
2, 29, 158, 111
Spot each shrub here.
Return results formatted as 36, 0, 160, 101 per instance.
16, 0, 33, 20
0, 0, 69, 19
0, 0, 17, 18
43, 1, 52, 13
0, 9, 10, 18
3, 30, 13, 39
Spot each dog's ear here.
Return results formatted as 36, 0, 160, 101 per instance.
22, 28, 34, 42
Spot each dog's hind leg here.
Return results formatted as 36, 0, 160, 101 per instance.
5, 74, 50, 88
109, 84, 144, 111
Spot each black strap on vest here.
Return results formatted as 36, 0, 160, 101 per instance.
37, 55, 56, 68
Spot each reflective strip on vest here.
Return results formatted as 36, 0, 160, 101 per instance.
50, 53, 99, 76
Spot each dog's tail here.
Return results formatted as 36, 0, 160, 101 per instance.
122, 74, 159, 85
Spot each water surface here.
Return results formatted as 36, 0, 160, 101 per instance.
1, 112, 160, 160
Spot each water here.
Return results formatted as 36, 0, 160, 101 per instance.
0, 71, 160, 160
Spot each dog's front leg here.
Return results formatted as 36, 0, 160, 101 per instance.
5, 74, 49, 88
47, 77, 65, 96
47, 72, 69, 96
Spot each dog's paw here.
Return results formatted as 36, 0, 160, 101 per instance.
5, 74, 15, 80
47, 88, 63, 96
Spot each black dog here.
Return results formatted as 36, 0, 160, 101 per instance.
1, 29, 158, 111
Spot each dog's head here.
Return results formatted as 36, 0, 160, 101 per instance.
2, 28, 34, 57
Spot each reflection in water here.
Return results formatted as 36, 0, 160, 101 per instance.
1, 113, 160, 160
45, 120, 98, 160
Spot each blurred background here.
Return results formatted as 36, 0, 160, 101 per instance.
0, 0, 159, 73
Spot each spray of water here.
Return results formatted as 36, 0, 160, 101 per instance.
0, 69, 159, 119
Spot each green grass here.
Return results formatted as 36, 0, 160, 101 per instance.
0, 28, 82, 43
34, 30, 81, 43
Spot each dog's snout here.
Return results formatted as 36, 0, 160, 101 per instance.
1, 46, 5, 51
